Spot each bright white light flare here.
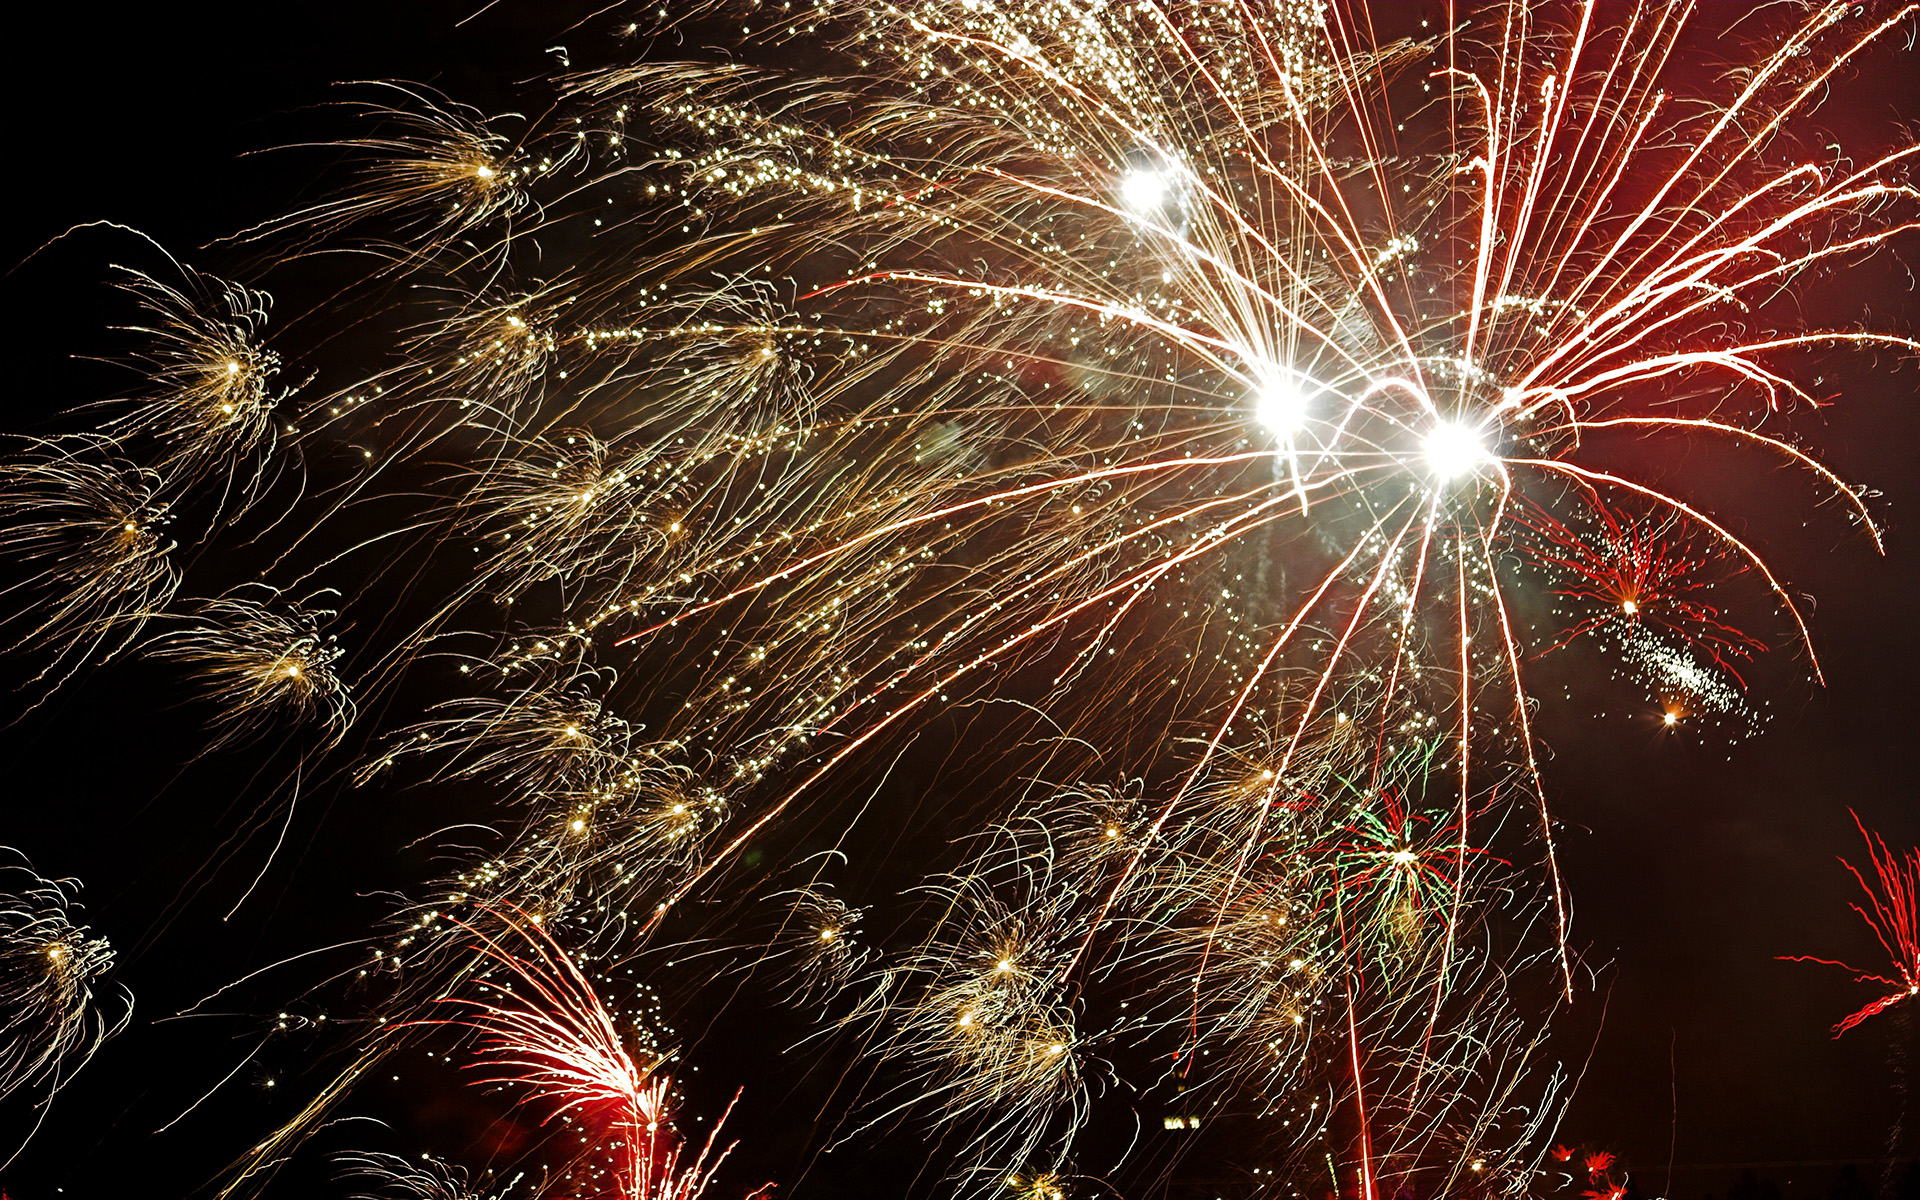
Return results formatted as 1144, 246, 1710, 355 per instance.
1118, 167, 1169, 214
1423, 421, 1491, 482
1255, 380, 1309, 436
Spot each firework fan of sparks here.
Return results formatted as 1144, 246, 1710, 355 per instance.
764, 875, 873, 1005
838, 830, 1092, 1184
0, 436, 178, 692
146, 588, 355, 750
102, 265, 288, 502
421, 906, 763, 1200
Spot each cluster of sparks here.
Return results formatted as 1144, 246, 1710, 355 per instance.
0, 2, 1916, 1198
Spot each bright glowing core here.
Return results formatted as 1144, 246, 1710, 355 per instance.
1255, 380, 1308, 434
1423, 420, 1491, 481
1119, 167, 1169, 213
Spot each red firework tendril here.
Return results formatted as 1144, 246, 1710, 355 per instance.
1782, 812, 1920, 1037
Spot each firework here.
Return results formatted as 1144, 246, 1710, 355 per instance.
459, 429, 673, 597
362, 655, 730, 929
766, 879, 872, 1005
841, 839, 1089, 1185
1313, 744, 1505, 980
1783, 813, 1920, 1037
334, 1152, 489, 1200
431, 907, 660, 1196
5, 2, 1913, 1197
0, 263, 294, 699
0, 854, 129, 1107
424, 905, 762, 1200
549, 0, 1912, 1001
146, 588, 354, 750
229, 83, 541, 258
105, 266, 286, 499
1511, 500, 1767, 725
0, 436, 177, 691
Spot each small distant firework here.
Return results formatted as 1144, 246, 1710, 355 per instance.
767, 881, 871, 1004
1514, 502, 1766, 723
363, 657, 729, 926
1517, 504, 1765, 675
1540, 1143, 1631, 1200
0, 437, 177, 689
851, 852, 1088, 1184
1784, 813, 1920, 1037
229, 83, 539, 255
0, 854, 128, 1106
1580, 1151, 1626, 1200
460, 429, 672, 596
360, 659, 646, 800
146, 589, 354, 750
1316, 756, 1494, 970
106, 266, 285, 496
1003, 1173, 1066, 1200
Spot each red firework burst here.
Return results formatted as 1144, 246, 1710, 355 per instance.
1783, 813, 1920, 1037
1512, 501, 1765, 684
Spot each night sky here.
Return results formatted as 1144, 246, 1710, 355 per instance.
1, 5, 1918, 1200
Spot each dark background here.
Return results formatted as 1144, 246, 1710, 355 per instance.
0, 4, 1916, 1199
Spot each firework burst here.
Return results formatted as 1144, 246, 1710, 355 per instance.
334, 1152, 493, 1200
0, 853, 129, 1110
104, 266, 286, 501
146, 588, 354, 750
427, 906, 760, 1200
0, 437, 178, 691
766, 880, 872, 1005
846, 849, 1091, 1185
546, 1, 1914, 1006
1784, 813, 1920, 1037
